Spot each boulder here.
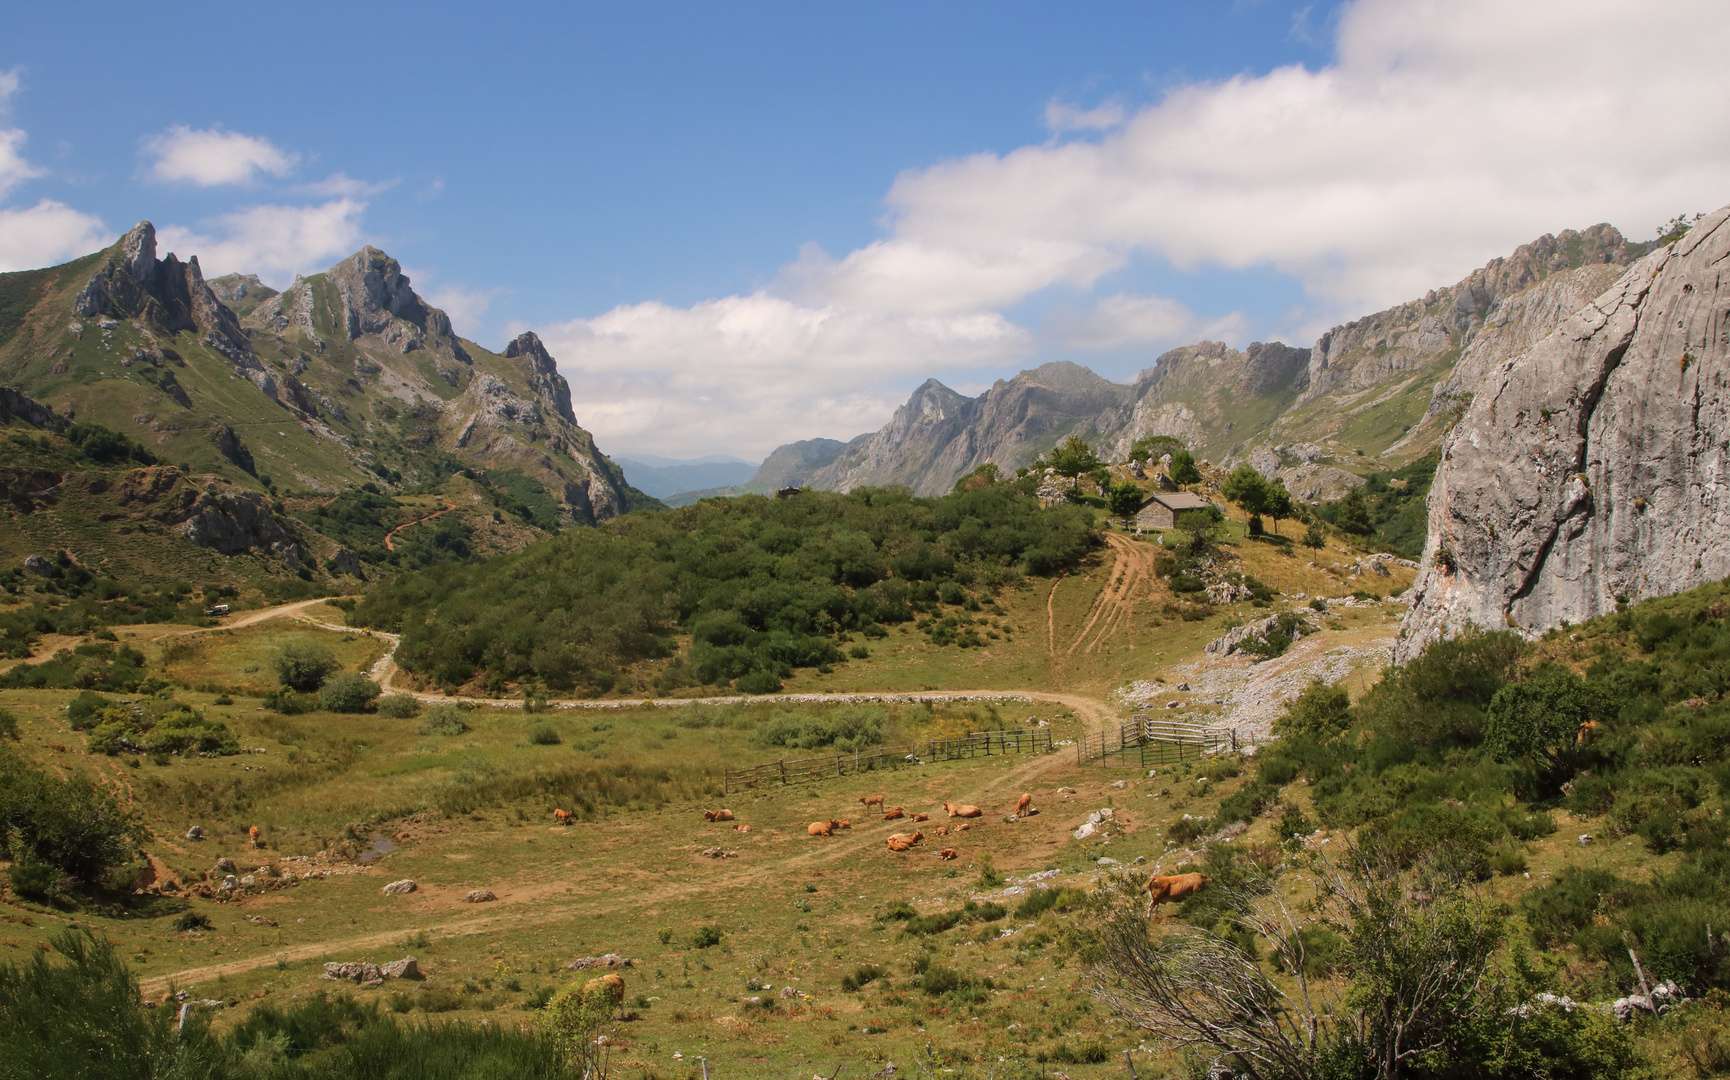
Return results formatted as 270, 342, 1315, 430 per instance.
461, 889, 496, 903
382, 879, 417, 895
322, 962, 384, 985
185, 826, 205, 841
215, 857, 235, 872
379, 957, 421, 979
23, 555, 58, 578
565, 954, 634, 970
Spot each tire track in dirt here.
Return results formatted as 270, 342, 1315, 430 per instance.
1064, 533, 1159, 657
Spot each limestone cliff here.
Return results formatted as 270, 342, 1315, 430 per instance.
1397, 207, 1730, 658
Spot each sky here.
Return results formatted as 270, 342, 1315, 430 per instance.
5, 1, 1730, 461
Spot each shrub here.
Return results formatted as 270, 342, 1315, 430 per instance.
735, 669, 783, 694
1015, 887, 1083, 919
416, 706, 469, 736
274, 642, 339, 691
753, 705, 886, 752
0, 748, 138, 888
1273, 678, 1352, 740
1167, 816, 1208, 845
690, 926, 724, 948
172, 912, 212, 932
375, 694, 421, 719
65, 691, 110, 731
319, 672, 381, 713
528, 723, 561, 746
263, 689, 316, 714
840, 964, 885, 992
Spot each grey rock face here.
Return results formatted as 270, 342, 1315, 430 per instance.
1398, 207, 1730, 659
382, 878, 417, 895
72, 223, 256, 370
23, 555, 58, 578
176, 490, 291, 556
504, 331, 579, 426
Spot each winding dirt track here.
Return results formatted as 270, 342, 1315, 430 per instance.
382, 500, 457, 552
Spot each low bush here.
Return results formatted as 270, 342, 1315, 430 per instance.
274, 642, 338, 692
319, 672, 381, 713
528, 723, 561, 746
375, 694, 421, 719
690, 925, 724, 948
416, 706, 469, 737
840, 964, 885, 992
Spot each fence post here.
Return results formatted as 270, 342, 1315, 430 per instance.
780, 760, 787, 785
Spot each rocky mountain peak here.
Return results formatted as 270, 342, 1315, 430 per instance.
70, 220, 254, 367
118, 220, 158, 287
328, 246, 432, 337
503, 331, 557, 375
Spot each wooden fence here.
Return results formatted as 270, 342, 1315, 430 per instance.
1075, 715, 1260, 768
724, 728, 1053, 794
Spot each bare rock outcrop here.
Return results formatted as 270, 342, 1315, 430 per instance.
1398, 207, 1730, 659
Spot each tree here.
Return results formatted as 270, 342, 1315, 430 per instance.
1483, 666, 1615, 770
1221, 464, 1270, 525
1264, 482, 1295, 536
274, 642, 338, 692
1174, 507, 1224, 557
1045, 435, 1104, 479
1169, 449, 1202, 487
1302, 523, 1327, 549
952, 462, 999, 492
1108, 481, 1146, 524
1129, 434, 1186, 464
1334, 487, 1373, 536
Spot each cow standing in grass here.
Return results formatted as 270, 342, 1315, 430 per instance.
1146, 873, 1210, 916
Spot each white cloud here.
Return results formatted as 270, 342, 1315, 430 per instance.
157, 199, 366, 286
145, 126, 298, 187
795, 0, 1730, 319
527, 293, 1032, 457
0, 128, 42, 199
0, 199, 110, 272
1044, 100, 1125, 133
298, 172, 397, 198
0, 68, 19, 108
425, 284, 503, 338
1050, 293, 1250, 352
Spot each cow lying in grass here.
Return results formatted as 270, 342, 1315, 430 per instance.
703, 809, 735, 822
944, 802, 982, 818
886, 831, 924, 852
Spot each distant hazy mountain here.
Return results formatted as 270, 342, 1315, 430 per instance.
614, 456, 758, 499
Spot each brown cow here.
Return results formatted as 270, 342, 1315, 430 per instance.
882, 807, 905, 820
834, 819, 852, 829
936, 848, 958, 861
910, 812, 930, 823
886, 831, 924, 852
732, 824, 753, 832
552, 809, 574, 825
1015, 793, 1034, 816
1577, 720, 1600, 746
583, 972, 626, 1017
703, 809, 736, 822
944, 802, 982, 818
933, 825, 948, 837
859, 794, 886, 808
955, 823, 971, 832
1146, 873, 1211, 916
808, 820, 839, 837
248, 826, 261, 847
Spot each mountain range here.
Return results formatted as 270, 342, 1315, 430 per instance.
726, 223, 1647, 498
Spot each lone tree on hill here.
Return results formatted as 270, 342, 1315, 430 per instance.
1264, 481, 1295, 536
1107, 481, 1145, 525
1220, 464, 1270, 526
1168, 449, 1201, 487
1334, 486, 1374, 536
1044, 435, 1105, 479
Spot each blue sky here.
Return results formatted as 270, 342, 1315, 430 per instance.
4, 1, 1729, 459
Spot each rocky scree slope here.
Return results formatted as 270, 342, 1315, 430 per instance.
1397, 205, 1730, 658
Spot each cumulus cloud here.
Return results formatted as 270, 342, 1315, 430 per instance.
157, 199, 366, 285
0, 128, 42, 199
1049, 293, 1250, 352
424, 283, 503, 338
0, 200, 110, 273
1044, 100, 1126, 133
146, 126, 298, 186
527, 293, 1032, 457
799, 0, 1730, 319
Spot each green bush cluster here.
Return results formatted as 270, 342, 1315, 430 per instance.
752, 705, 886, 752
415, 705, 469, 736
0, 750, 138, 893
0, 641, 148, 691
354, 484, 1098, 695
83, 700, 239, 757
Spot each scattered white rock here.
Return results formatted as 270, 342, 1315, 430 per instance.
462, 889, 497, 903
382, 879, 417, 895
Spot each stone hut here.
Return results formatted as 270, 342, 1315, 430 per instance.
1134, 491, 1215, 531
